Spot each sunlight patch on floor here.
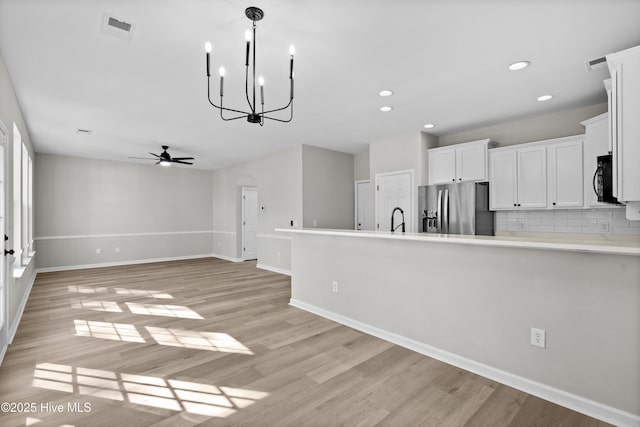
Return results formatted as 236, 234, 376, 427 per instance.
70, 299, 122, 313
125, 302, 203, 319
114, 288, 173, 299
146, 327, 253, 354
74, 320, 145, 343
32, 364, 268, 418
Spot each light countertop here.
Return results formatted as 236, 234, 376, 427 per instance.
275, 228, 640, 256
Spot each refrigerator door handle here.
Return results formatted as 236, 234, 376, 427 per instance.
436, 190, 443, 233
443, 189, 449, 234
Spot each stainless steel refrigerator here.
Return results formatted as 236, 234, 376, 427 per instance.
418, 182, 494, 236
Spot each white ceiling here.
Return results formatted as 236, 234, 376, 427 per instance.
1, 0, 639, 170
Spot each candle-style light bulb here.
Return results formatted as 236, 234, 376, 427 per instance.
205, 42, 211, 77
288, 45, 295, 79
245, 30, 251, 66
219, 66, 225, 97
259, 75, 264, 105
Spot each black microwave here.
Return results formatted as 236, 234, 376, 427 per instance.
593, 154, 622, 204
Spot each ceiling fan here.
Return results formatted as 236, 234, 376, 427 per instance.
129, 145, 194, 166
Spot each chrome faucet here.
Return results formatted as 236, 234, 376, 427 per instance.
391, 207, 405, 233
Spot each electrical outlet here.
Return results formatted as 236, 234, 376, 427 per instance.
332, 281, 338, 293
115, 247, 120, 253
95, 248, 101, 255
531, 328, 546, 349
312, 220, 318, 227
276, 251, 281, 258
599, 221, 610, 232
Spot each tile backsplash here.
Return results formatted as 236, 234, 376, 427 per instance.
495, 207, 640, 235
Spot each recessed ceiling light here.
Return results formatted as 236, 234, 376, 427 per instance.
380, 106, 393, 112
379, 90, 393, 97
537, 94, 554, 102
508, 61, 530, 71
423, 124, 435, 129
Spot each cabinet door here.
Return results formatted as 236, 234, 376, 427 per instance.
456, 143, 487, 182
583, 115, 610, 208
517, 146, 547, 208
428, 149, 456, 184
489, 150, 517, 210
617, 51, 640, 202
548, 140, 583, 208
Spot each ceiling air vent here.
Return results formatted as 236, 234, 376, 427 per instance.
108, 17, 132, 32
76, 129, 93, 135
101, 13, 136, 41
586, 56, 607, 71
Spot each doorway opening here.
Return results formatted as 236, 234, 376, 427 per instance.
241, 187, 258, 261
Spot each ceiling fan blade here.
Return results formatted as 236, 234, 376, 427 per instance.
171, 160, 193, 165
149, 152, 161, 158
171, 157, 195, 161
128, 157, 156, 160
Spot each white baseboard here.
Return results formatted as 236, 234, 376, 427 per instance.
0, 344, 6, 367
289, 298, 640, 427
36, 254, 216, 273
256, 263, 291, 276
9, 270, 37, 344
211, 253, 243, 263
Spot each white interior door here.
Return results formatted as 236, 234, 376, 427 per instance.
242, 187, 258, 261
355, 180, 371, 230
0, 121, 7, 355
375, 170, 413, 232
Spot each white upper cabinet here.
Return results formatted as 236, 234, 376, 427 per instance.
581, 113, 609, 208
489, 136, 586, 211
428, 148, 456, 184
456, 143, 488, 182
490, 145, 546, 210
428, 139, 493, 184
606, 45, 640, 219
517, 146, 547, 208
547, 138, 583, 208
489, 149, 517, 209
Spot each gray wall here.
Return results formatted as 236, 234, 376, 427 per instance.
0, 50, 37, 349
212, 145, 303, 272
211, 144, 355, 273
35, 154, 214, 269
290, 232, 640, 418
438, 103, 607, 147
353, 148, 370, 181
302, 145, 354, 229
368, 131, 437, 231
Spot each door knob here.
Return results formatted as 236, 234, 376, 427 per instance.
4, 249, 14, 256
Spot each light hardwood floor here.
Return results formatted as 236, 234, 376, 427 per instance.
0, 258, 610, 426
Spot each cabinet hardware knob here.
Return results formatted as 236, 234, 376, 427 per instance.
452, 179, 455, 182
552, 202, 556, 206
4, 249, 14, 256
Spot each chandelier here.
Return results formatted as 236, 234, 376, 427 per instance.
204, 6, 295, 125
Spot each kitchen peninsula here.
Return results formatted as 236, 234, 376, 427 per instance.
278, 228, 640, 426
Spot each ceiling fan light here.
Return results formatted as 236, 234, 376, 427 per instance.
160, 160, 171, 166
